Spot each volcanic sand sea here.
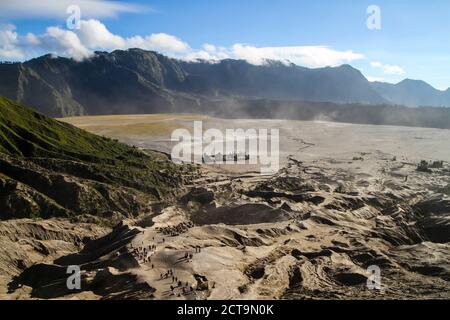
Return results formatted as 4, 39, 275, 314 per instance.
60, 114, 450, 167
13, 114, 442, 300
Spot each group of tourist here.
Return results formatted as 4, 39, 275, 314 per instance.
131, 242, 156, 264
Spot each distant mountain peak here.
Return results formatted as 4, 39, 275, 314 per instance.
371, 77, 449, 107
398, 78, 435, 87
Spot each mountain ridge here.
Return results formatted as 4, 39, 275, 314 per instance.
0, 49, 449, 118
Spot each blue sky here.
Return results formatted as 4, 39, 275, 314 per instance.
1, 0, 450, 89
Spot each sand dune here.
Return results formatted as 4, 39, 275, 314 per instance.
3, 117, 449, 300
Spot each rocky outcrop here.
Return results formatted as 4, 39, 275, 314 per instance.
6, 223, 152, 299
0, 218, 107, 300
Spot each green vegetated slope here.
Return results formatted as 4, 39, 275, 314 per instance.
0, 97, 190, 221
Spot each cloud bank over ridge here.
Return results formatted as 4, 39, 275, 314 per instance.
0, 19, 365, 68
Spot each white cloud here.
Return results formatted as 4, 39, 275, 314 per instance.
0, 0, 148, 19
31, 26, 92, 61
184, 44, 365, 68
183, 44, 229, 62
203, 44, 217, 53
77, 19, 125, 49
370, 61, 405, 75
229, 44, 364, 67
46, 27, 91, 60
15, 20, 189, 61
25, 33, 41, 45
0, 25, 24, 60
126, 33, 189, 52
3, 20, 364, 69
184, 50, 219, 62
